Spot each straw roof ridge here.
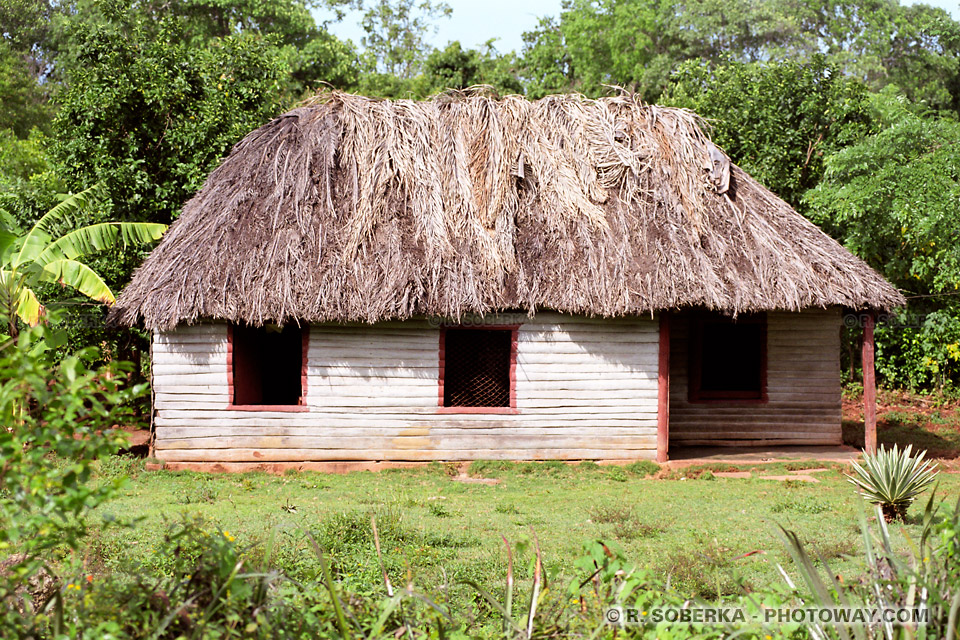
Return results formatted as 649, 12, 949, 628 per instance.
112, 89, 904, 330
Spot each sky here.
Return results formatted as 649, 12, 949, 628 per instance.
312, 0, 562, 54
908, 0, 960, 18
313, 0, 960, 56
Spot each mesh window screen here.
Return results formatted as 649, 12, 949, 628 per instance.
443, 329, 512, 408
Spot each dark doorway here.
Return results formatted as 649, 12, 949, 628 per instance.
690, 313, 767, 402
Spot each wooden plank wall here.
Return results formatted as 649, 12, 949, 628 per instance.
668, 308, 843, 447
152, 312, 660, 462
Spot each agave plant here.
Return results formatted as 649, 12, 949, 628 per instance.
846, 444, 938, 522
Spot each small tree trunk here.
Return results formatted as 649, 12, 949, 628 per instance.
881, 503, 908, 523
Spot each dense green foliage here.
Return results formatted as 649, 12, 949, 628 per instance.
0, 40, 50, 136
519, 0, 960, 108
0, 318, 140, 630
806, 91, 960, 390
0, 129, 60, 229
664, 56, 875, 209
1, 0, 959, 388
424, 41, 523, 95
808, 92, 960, 303
51, 8, 289, 226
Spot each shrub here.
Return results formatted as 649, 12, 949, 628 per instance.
428, 502, 455, 518
779, 494, 960, 639
846, 444, 938, 521
606, 466, 628, 482
0, 320, 143, 629
53, 516, 335, 639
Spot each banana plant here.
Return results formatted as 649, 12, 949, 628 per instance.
0, 185, 167, 338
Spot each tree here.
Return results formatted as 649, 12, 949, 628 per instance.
518, 0, 960, 111
520, 0, 677, 100
285, 28, 361, 96
332, 0, 451, 79
1, 0, 360, 133
161, 0, 318, 46
786, 0, 960, 113
519, 0, 801, 100
424, 41, 523, 95
0, 185, 165, 338
50, 11, 288, 226
520, 16, 575, 99
49, 0, 323, 53
670, 0, 805, 62
49, 0, 367, 226
664, 56, 874, 209
0, 41, 51, 136
807, 90, 960, 303
805, 89, 960, 389
0, 0, 57, 79
71, 0, 362, 94
0, 128, 62, 237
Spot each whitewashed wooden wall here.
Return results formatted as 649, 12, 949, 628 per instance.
668, 308, 842, 447
152, 312, 660, 462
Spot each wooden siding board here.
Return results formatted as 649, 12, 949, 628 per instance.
152, 313, 659, 462
668, 309, 842, 446
155, 424, 660, 438
156, 448, 658, 462
155, 434, 659, 450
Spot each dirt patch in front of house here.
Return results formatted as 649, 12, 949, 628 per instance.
115, 426, 151, 457
843, 389, 960, 460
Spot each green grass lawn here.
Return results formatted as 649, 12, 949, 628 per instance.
87, 458, 960, 607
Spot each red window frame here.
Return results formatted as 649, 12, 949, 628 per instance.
226, 323, 310, 412
438, 325, 519, 414
688, 312, 768, 404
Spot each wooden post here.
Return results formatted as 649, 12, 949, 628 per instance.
862, 312, 877, 454
148, 332, 156, 459
657, 312, 670, 463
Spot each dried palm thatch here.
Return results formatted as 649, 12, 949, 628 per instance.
112, 90, 903, 330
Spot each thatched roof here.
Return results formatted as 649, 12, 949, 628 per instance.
113, 91, 903, 330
